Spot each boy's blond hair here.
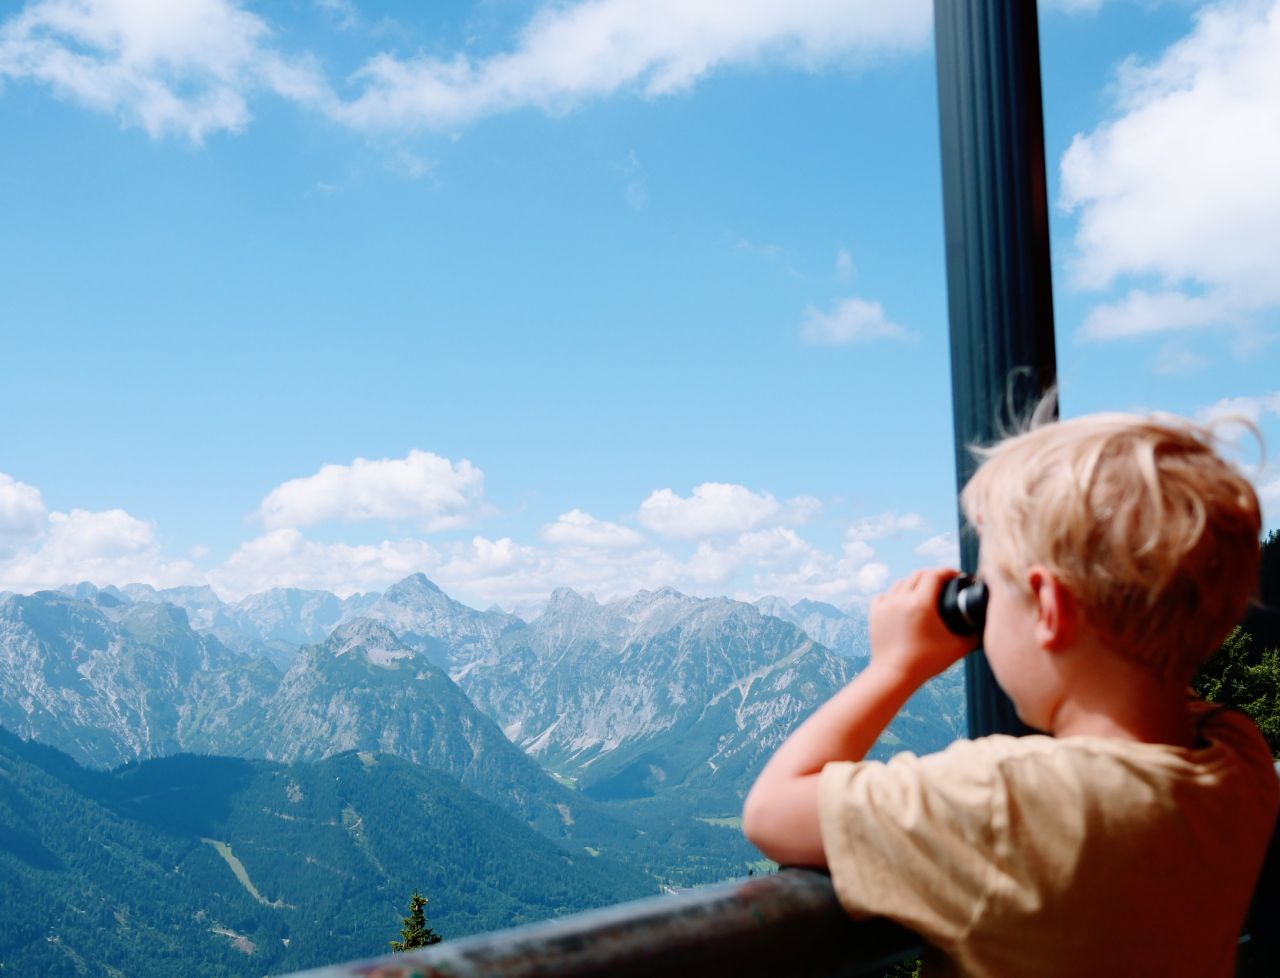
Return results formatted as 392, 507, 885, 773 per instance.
961, 413, 1261, 681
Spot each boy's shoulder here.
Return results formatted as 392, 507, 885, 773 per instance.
818, 710, 1278, 974
820, 704, 1277, 904
872, 702, 1277, 806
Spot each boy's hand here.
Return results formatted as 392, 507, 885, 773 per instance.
743, 568, 973, 866
870, 568, 978, 686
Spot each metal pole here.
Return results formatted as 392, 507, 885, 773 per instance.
933, 0, 1059, 738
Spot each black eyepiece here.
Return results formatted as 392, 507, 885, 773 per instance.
938, 574, 988, 638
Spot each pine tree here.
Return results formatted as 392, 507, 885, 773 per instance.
1196, 628, 1280, 758
390, 890, 443, 951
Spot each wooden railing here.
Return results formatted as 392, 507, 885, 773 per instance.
280, 868, 920, 978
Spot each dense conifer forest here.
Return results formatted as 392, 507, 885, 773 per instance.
0, 733, 652, 977
1196, 531, 1280, 757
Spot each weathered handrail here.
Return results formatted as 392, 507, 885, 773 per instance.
281, 868, 920, 978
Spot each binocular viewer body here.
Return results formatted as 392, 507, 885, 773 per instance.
938, 574, 988, 639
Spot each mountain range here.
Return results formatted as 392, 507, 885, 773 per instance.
1, 576, 963, 874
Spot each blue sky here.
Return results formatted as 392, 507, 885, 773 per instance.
1, 0, 1277, 611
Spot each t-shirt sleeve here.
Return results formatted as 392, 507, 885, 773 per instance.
819, 746, 1002, 948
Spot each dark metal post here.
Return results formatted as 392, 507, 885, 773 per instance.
933, 0, 1058, 737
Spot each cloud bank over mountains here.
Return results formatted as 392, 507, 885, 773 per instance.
0, 449, 936, 609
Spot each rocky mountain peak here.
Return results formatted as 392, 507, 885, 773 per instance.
383, 573, 444, 601
543, 587, 596, 613
752, 595, 794, 620
325, 617, 413, 667
627, 585, 685, 606
794, 598, 848, 619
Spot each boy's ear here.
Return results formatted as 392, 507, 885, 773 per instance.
1027, 565, 1077, 651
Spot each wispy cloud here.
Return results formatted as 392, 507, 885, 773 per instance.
0, 0, 938, 145
1194, 391, 1280, 428
1153, 343, 1211, 376
846, 510, 926, 541
801, 296, 908, 345
331, 1, 932, 132
914, 531, 959, 565
618, 150, 647, 211
835, 247, 856, 281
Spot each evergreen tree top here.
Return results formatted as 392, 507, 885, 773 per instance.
391, 890, 443, 952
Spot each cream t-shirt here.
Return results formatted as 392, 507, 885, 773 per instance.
819, 706, 1278, 978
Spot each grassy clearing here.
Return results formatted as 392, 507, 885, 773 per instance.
695, 815, 742, 829
201, 838, 289, 909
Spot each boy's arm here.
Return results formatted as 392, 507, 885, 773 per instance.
741, 568, 975, 867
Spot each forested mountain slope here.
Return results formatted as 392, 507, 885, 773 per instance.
0, 729, 653, 978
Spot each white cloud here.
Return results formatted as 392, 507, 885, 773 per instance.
835, 248, 856, 281
677, 524, 892, 605
640, 483, 776, 537
846, 510, 926, 541
434, 535, 553, 595
801, 296, 908, 344
1195, 391, 1280, 428
432, 534, 675, 609
685, 527, 813, 586
542, 509, 646, 550
853, 561, 890, 591
0, 0, 332, 141
843, 538, 875, 564
0, 473, 47, 553
333, 0, 931, 132
1260, 474, 1280, 505
638, 482, 819, 538
1061, 0, 1280, 339
257, 450, 487, 531
315, 0, 359, 32
212, 528, 439, 599
914, 531, 960, 565
1078, 289, 1241, 341
0, 507, 201, 592
1192, 390, 1280, 456
2, 1, 937, 140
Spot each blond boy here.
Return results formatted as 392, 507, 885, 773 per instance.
743, 414, 1279, 977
